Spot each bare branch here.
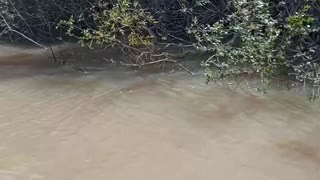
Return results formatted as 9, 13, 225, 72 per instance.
1, 14, 47, 50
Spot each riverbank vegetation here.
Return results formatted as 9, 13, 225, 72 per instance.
1, 0, 319, 98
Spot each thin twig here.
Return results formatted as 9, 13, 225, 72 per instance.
120, 56, 195, 75
120, 58, 172, 67
175, 61, 195, 75
7, 0, 34, 36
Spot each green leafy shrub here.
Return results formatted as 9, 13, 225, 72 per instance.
59, 0, 157, 63
189, 0, 320, 96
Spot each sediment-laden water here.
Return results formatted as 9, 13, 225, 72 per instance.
0, 44, 319, 180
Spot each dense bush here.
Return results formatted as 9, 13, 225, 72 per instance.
189, 1, 319, 85
188, 0, 320, 98
59, 0, 158, 64
1, 0, 320, 97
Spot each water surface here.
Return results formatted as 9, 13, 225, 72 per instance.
0, 44, 319, 180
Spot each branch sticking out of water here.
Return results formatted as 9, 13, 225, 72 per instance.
120, 57, 195, 75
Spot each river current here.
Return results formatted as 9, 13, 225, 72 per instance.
0, 44, 319, 180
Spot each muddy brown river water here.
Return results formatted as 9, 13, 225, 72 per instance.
0, 44, 319, 180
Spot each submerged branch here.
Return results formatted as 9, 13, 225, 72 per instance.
120, 56, 195, 75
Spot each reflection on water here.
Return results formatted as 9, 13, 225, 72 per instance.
0, 44, 319, 180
